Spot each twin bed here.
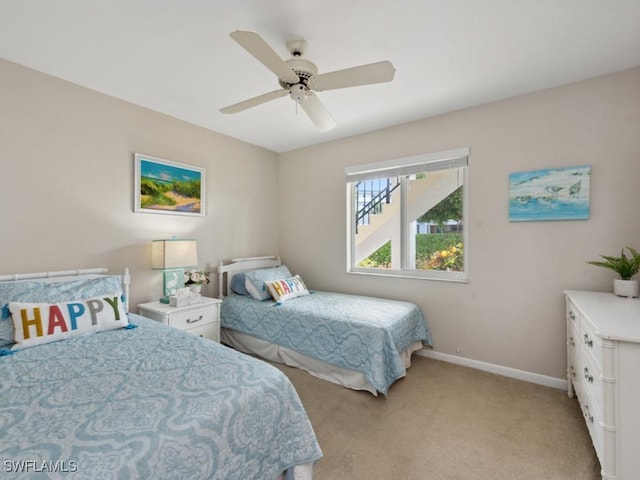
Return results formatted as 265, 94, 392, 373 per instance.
0, 268, 321, 479
218, 256, 432, 396
0, 259, 431, 478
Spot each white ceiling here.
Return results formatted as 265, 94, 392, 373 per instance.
1, 1, 639, 153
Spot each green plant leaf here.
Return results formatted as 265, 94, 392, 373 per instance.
587, 246, 640, 280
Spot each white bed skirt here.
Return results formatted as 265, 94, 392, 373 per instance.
221, 328, 424, 396
279, 463, 314, 480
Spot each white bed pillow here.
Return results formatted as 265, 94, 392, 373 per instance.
266, 275, 310, 302
9, 292, 128, 350
244, 266, 292, 301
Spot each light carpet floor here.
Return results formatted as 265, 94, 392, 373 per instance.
272, 356, 601, 480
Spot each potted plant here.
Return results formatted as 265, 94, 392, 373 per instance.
184, 270, 210, 293
587, 247, 640, 298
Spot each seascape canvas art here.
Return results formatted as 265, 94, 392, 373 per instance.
134, 153, 205, 216
508, 165, 590, 222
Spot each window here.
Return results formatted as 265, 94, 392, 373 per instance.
346, 147, 469, 281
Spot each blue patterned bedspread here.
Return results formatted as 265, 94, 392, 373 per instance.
0, 314, 322, 479
221, 291, 432, 395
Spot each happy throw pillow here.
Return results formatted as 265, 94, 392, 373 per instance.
9, 293, 128, 350
265, 275, 310, 302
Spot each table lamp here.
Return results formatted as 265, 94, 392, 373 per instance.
151, 238, 198, 303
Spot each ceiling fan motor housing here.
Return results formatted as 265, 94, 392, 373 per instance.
279, 58, 318, 89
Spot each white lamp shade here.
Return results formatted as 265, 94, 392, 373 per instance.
151, 239, 198, 269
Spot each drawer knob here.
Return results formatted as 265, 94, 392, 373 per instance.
583, 367, 593, 383
186, 315, 204, 324
583, 333, 593, 348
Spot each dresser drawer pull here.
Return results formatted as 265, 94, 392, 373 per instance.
583, 405, 594, 424
583, 367, 593, 383
186, 315, 204, 324
583, 333, 593, 348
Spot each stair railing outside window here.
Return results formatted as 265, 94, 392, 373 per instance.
354, 177, 400, 233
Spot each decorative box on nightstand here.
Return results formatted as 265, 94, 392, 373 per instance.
137, 297, 222, 342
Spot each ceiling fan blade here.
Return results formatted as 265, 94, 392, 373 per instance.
298, 93, 336, 132
229, 30, 299, 84
220, 89, 289, 114
308, 60, 395, 91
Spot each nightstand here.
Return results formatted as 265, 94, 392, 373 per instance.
137, 297, 222, 342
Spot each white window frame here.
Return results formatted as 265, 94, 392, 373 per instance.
346, 147, 469, 282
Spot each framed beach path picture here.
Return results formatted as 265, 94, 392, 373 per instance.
134, 153, 205, 216
508, 165, 590, 222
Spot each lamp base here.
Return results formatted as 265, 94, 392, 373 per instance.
162, 268, 186, 299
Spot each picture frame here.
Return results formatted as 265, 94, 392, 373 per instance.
134, 153, 205, 216
508, 165, 590, 222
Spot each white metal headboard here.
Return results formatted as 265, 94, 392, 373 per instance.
0, 268, 131, 312
217, 256, 281, 298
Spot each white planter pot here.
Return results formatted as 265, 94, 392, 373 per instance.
189, 284, 202, 294
613, 279, 638, 298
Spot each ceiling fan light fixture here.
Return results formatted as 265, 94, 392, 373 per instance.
289, 84, 309, 102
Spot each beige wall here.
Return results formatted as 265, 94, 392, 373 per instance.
278, 67, 640, 380
0, 59, 279, 308
2, 56, 639, 381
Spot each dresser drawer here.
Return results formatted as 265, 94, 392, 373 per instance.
567, 320, 580, 386
566, 300, 580, 332
168, 307, 216, 330
580, 397, 604, 464
580, 347, 603, 413
580, 315, 603, 369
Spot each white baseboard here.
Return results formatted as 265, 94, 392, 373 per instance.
416, 349, 568, 391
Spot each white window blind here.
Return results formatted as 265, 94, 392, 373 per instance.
345, 147, 469, 182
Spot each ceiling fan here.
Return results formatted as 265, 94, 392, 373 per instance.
220, 30, 396, 132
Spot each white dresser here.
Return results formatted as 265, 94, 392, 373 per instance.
565, 290, 640, 480
138, 297, 221, 342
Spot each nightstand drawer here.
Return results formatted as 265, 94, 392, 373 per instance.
168, 307, 215, 330
137, 297, 221, 343
185, 322, 219, 342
